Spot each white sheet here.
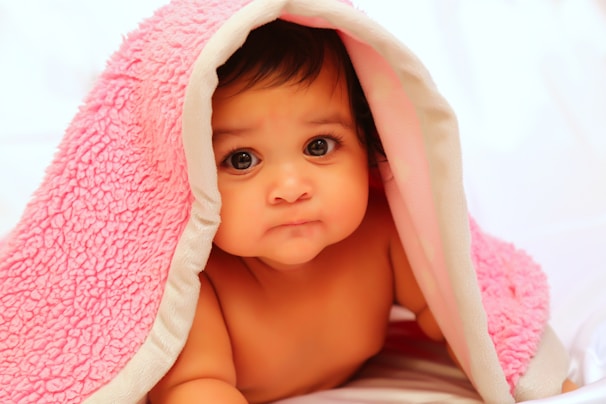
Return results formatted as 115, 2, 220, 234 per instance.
1, 0, 604, 400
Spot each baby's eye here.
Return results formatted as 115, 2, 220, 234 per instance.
223, 150, 260, 171
304, 137, 339, 157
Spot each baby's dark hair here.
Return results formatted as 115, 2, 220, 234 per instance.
216, 19, 384, 162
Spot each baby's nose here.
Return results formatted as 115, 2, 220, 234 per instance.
268, 165, 312, 204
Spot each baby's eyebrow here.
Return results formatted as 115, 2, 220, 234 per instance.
212, 126, 254, 138
304, 113, 354, 129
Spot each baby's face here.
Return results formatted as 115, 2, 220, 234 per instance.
211, 59, 369, 269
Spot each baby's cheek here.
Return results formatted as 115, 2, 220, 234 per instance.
333, 185, 368, 235
212, 222, 245, 257
213, 204, 240, 250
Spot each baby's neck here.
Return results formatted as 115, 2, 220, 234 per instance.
239, 255, 327, 287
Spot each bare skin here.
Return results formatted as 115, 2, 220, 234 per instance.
148, 56, 575, 403
206, 189, 412, 403
562, 379, 578, 393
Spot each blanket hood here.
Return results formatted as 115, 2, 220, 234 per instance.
0, 0, 569, 403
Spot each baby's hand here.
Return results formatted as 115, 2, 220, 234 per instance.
562, 378, 578, 393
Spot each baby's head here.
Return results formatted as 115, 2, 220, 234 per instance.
216, 19, 381, 160
211, 20, 380, 267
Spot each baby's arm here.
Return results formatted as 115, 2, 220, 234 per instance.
389, 234, 444, 342
148, 274, 247, 404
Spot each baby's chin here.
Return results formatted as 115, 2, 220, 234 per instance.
256, 237, 357, 272
215, 224, 359, 271
256, 253, 323, 272
212, 241, 321, 269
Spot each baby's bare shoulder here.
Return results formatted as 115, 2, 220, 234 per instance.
148, 271, 239, 402
362, 189, 433, 318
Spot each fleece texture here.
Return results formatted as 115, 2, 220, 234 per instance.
470, 219, 550, 390
0, 0, 569, 403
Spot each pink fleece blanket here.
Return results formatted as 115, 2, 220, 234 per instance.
0, 0, 568, 402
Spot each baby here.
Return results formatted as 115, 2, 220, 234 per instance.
149, 20, 574, 403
